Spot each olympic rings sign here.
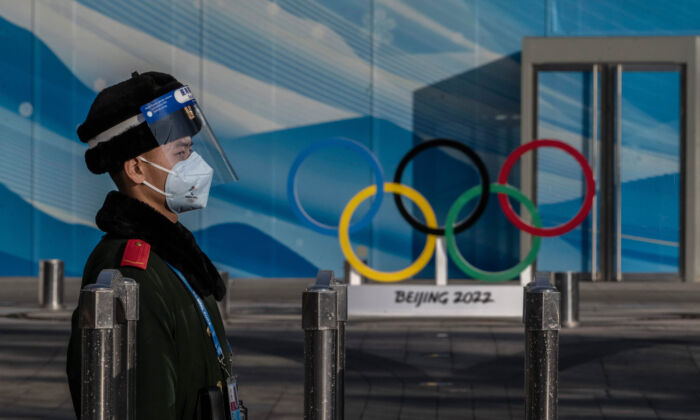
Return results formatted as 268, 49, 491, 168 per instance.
288, 137, 595, 283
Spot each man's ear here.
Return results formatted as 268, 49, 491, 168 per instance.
122, 157, 146, 185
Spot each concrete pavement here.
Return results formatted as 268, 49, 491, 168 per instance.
1, 278, 700, 419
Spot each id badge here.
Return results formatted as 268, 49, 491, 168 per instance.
226, 376, 242, 420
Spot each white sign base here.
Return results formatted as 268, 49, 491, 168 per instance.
348, 284, 523, 318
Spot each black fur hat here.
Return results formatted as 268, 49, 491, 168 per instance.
78, 71, 183, 174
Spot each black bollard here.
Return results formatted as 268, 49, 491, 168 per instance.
331, 274, 347, 420
79, 284, 115, 420
553, 271, 580, 328
302, 271, 338, 420
80, 270, 140, 420
96, 269, 139, 420
524, 273, 560, 420
38, 259, 64, 310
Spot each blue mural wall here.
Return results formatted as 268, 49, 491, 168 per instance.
0, 0, 690, 278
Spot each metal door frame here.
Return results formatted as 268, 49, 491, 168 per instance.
521, 36, 698, 282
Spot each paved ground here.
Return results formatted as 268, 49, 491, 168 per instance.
1, 278, 700, 419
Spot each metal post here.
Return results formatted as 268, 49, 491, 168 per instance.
123, 279, 138, 420
96, 269, 139, 420
38, 259, 64, 310
600, 65, 618, 282
553, 271, 580, 328
520, 265, 533, 286
79, 284, 115, 420
344, 246, 368, 285
217, 271, 230, 320
79, 269, 139, 420
303, 271, 338, 420
615, 64, 623, 282
591, 64, 599, 281
330, 273, 347, 420
343, 261, 363, 286
435, 237, 448, 286
524, 272, 560, 420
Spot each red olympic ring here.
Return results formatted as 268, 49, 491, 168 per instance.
497, 139, 595, 237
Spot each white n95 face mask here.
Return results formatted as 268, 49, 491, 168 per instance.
139, 151, 214, 214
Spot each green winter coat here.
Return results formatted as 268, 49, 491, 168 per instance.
66, 192, 232, 419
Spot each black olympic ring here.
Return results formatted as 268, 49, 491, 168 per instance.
393, 138, 490, 236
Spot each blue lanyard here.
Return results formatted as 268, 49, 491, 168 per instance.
168, 264, 227, 369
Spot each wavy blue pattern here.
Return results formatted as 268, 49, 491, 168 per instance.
0, 0, 694, 278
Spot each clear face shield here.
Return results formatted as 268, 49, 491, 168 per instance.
140, 85, 238, 184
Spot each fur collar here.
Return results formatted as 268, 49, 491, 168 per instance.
95, 191, 225, 300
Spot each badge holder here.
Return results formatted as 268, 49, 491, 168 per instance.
226, 349, 248, 420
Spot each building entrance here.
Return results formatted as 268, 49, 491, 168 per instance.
521, 37, 699, 282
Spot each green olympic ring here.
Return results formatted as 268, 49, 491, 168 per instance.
445, 183, 542, 282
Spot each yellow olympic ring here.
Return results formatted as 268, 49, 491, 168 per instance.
339, 182, 438, 282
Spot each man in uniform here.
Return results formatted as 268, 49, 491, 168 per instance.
66, 71, 240, 419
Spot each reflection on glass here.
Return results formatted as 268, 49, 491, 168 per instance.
536, 71, 594, 273
620, 71, 680, 273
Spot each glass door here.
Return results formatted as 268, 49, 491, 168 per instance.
533, 64, 683, 281
535, 68, 598, 276
618, 67, 682, 279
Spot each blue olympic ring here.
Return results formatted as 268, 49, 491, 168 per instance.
287, 137, 385, 236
